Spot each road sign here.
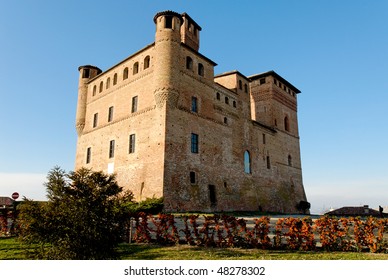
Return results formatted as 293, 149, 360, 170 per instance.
11, 192, 19, 200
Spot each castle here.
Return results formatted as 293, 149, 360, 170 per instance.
75, 11, 309, 213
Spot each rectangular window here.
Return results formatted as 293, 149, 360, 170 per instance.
131, 96, 138, 113
82, 69, 90, 78
86, 147, 91, 164
260, 78, 266, 85
208, 185, 217, 207
190, 171, 196, 184
93, 113, 98, 128
129, 134, 136, 154
262, 133, 266, 144
109, 140, 115, 158
191, 133, 199, 153
108, 106, 114, 122
165, 16, 173, 29
191, 96, 197, 113
266, 156, 271, 169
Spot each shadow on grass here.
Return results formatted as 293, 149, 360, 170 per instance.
116, 243, 388, 260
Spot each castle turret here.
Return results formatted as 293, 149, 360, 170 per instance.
76, 65, 101, 135
153, 11, 183, 108
181, 13, 201, 51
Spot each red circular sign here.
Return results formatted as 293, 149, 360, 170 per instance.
12, 192, 19, 200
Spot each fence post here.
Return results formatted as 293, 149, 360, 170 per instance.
129, 217, 133, 244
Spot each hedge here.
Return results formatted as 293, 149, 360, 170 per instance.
130, 213, 388, 253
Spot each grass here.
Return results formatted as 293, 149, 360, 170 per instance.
116, 243, 388, 260
1, 237, 388, 260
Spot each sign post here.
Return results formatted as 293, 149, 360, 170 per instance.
11, 192, 19, 235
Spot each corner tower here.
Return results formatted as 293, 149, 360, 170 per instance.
153, 11, 183, 109
76, 65, 101, 135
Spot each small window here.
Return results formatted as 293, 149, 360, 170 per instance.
133, 62, 139, 75
86, 147, 91, 164
190, 171, 196, 184
266, 156, 271, 169
191, 133, 199, 153
144, 56, 150, 69
284, 116, 290, 132
233, 100, 237, 108
288, 155, 292, 166
109, 140, 115, 158
244, 150, 251, 174
198, 63, 204, 76
216, 92, 220, 100
262, 134, 266, 144
260, 78, 266, 85
93, 113, 98, 128
82, 69, 90, 78
123, 67, 129, 80
186, 56, 193, 70
244, 84, 248, 93
165, 15, 173, 29
239, 80, 242, 90
129, 134, 136, 154
113, 73, 118, 85
99, 81, 103, 93
191, 96, 198, 113
92, 85, 97, 96
106, 77, 110, 89
224, 117, 228, 124
131, 96, 138, 113
208, 185, 217, 207
225, 96, 229, 105
108, 106, 114, 122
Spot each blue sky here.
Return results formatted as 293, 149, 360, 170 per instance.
1, 0, 387, 214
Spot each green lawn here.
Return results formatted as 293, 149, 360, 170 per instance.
1, 237, 387, 260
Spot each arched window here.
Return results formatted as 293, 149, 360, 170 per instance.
106, 77, 110, 89
198, 63, 204, 76
216, 92, 220, 100
244, 150, 251, 174
225, 96, 229, 105
224, 117, 228, 124
186, 56, 193, 70
233, 100, 237, 108
133, 62, 139, 75
113, 73, 118, 85
123, 67, 129, 80
284, 116, 290, 132
144, 56, 150, 69
99, 81, 103, 93
92, 85, 97, 96
288, 155, 292, 166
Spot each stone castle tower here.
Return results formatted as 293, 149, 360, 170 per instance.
75, 11, 309, 213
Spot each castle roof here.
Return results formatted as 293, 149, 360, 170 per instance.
249, 70, 301, 94
214, 70, 250, 81
153, 10, 183, 24
181, 12, 202, 31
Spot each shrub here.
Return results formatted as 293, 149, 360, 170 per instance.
18, 167, 134, 259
